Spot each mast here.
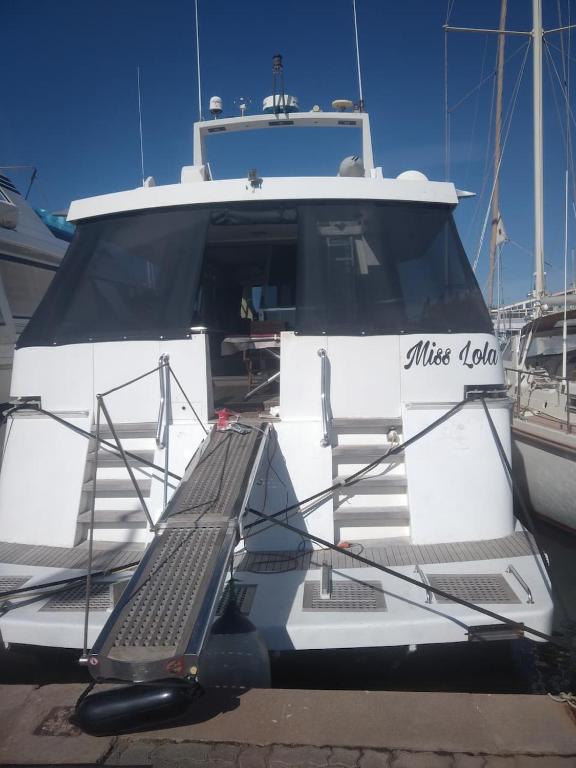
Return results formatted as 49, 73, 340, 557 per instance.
487, 0, 508, 308
533, 0, 546, 304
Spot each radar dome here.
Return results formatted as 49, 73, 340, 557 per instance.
339, 156, 365, 178
396, 170, 429, 181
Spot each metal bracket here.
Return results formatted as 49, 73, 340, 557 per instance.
414, 565, 432, 604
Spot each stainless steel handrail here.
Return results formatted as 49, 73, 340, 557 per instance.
317, 348, 330, 447
414, 565, 432, 604
154, 354, 171, 509
156, 354, 169, 449
506, 564, 534, 604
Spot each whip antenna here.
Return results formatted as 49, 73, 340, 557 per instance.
137, 66, 145, 187
352, 0, 364, 111
195, 0, 203, 120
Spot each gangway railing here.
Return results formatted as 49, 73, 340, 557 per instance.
86, 421, 269, 683
80, 355, 209, 663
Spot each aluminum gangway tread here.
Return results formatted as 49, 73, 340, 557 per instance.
88, 423, 268, 683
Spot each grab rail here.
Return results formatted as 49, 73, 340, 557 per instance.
414, 564, 432, 604
506, 564, 534, 604
156, 354, 170, 450
318, 348, 330, 447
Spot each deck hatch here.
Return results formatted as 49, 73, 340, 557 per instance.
303, 580, 387, 611
426, 574, 521, 604
0, 576, 31, 593
40, 582, 113, 612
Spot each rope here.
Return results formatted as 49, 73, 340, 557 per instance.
244, 397, 469, 533
0, 559, 141, 602
243, 395, 571, 650
548, 691, 576, 709
29, 405, 181, 481
168, 364, 209, 435
247, 505, 566, 649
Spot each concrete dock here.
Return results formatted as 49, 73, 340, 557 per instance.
1, 685, 575, 767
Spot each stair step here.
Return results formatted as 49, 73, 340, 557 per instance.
84, 479, 152, 498
334, 506, 410, 526
332, 418, 402, 433
332, 445, 403, 461
77, 509, 148, 527
91, 422, 156, 439
334, 475, 407, 493
94, 449, 155, 468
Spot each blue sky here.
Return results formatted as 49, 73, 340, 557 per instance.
2, 0, 576, 304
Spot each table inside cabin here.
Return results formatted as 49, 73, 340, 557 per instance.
221, 335, 281, 398
220, 334, 281, 356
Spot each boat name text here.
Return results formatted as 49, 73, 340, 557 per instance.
403, 340, 498, 370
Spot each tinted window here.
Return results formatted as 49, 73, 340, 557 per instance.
296, 202, 491, 334
18, 200, 491, 348
19, 207, 209, 347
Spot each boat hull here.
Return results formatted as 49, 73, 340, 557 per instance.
512, 419, 576, 532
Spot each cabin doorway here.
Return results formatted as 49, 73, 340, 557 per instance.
196, 213, 298, 414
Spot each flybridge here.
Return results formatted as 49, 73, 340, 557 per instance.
185, 110, 376, 182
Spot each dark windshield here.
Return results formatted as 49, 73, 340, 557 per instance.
18, 200, 491, 348
297, 202, 490, 334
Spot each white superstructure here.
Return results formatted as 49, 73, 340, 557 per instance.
0, 101, 553, 669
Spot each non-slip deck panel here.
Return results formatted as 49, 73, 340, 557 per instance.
426, 574, 521, 604
0, 540, 145, 570
40, 582, 114, 612
235, 531, 538, 573
166, 427, 263, 524
110, 527, 223, 651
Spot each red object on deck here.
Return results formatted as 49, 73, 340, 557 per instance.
216, 408, 235, 431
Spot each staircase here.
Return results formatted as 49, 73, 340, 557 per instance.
77, 423, 159, 544
330, 417, 410, 542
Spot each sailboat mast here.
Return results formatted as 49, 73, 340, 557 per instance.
533, 0, 546, 305
487, 0, 508, 308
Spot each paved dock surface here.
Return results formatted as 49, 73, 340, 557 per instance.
0, 685, 575, 766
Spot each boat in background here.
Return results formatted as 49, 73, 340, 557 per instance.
455, 0, 576, 533
0, 172, 69, 402
505, 309, 576, 531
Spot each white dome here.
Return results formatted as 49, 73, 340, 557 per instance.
396, 170, 429, 181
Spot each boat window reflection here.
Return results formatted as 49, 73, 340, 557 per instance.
18, 200, 491, 349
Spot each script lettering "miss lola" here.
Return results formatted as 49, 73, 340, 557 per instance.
403, 340, 498, 370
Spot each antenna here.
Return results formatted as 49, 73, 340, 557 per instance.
195, 0, 203, 120
352, 0, 364, 111
137, 66, 145, 187
272, 54, 287, 114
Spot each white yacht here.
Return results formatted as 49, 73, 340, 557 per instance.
506, 309, 576, 532
0, 173, 68, 402
0, 92, 553, 693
